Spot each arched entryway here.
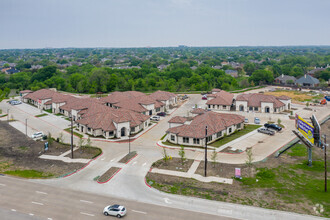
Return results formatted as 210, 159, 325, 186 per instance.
239, 105, 244, 111
265, 106, 270, 113
121, 127, 126, 137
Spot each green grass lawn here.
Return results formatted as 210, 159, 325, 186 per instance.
35, 113, 48, 117
4, 170, 54, 178
64, 128, 83, 138
210, 124, 261, 148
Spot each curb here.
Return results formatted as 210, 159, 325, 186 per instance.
144, 177, 152, 188
125, 153, 138, 164
96, 168, 122, 184
60, 151, 103, 178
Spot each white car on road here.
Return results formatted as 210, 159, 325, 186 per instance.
103, 204, 126, 218
150, 115, 160, 121
31, 131, 44, 139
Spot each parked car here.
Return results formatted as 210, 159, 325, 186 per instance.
324, 96, 330, 101
244, 118, 249, 123
31, 131, 44, 139
182, 95, 188, 100
103, 204, 127, 218
202, 95, 207, 100
157, 112, 166, 117
254, 117, 260, 124
264, 123, 282, 131
150, 115, 160, 121
258, 128, 275, 135
9, 100, 22, 105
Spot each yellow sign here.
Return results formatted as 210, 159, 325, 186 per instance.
296, 114, 314, 144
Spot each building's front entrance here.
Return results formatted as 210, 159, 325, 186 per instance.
121, 127, 126, 137
265, 106, 270, 113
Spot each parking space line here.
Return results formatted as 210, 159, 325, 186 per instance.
11, 209, 16, 212
29, 213, 34, 216
132, 210, 147, 214
36, 191, 47, 195
80, 212, 95, 216
80, 200, 93, 204
31, 201, 44, 206
0, 183, 6, 186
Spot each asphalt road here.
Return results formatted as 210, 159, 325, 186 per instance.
0, 175, 235, 220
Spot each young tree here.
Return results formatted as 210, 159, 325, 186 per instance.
47, 132, 53, 147
78, 137, 85, 149
86, 137, 92, 148
58, 132, 64, 143
211, 148, 217, 168
162, 148, 169, 165
178, 145, 186, 165
277, 118, 282, 126
246, 148, 254, 177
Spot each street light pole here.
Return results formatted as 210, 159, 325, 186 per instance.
7, 109, 9, 121
128, 128, 131, 154
323, 135, 327, 192
204, 126, 208, 177
25, 118, 27, 136
71, 116, 74, 159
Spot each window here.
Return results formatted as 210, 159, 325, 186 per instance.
88, 127, 91, 132
171, 135, 175, 141
156, 108, 160, 112
183, 137, 189, 143
213, 105, 215, 108
254, 107, 258, 111
223, 105, 226, 109
217, 131, 222, 138
193, 138, 200, 144
145, 122, 148, 126
206, 136, 212, 142
208, 105, 211, 108
249, 107, 253, 111
109, 131, 114, 136
229, 127, 232, 133
131, 127, 135, 132
237, 123, 241, 129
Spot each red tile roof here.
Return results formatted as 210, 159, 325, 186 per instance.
149, 90, 176, 101
211, 88, 221, 92
20, 90, 33, 94
167, 111, 244, 138
24, 89, 56, 102
168, 116, 187, 124
236, 93, 285, 108
206, 90, 234, 106
191, 108, 207, 115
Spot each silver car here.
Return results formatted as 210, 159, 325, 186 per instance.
103, 204, 127, 218
257, 128, 275, 135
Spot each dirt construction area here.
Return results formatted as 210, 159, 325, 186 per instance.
0, 121, 100, 178
146, 119, 330, 218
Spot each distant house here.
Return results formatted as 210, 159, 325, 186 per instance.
275, 74, 296, 85
235, 93, 291, 113
1, 67, 19, 74
166, 111, 244, 147
206, 90, 234, 111
225, 70, 238, 78
295, 74, 320, 87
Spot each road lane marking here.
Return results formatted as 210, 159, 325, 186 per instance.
11, 209, 16, 212
132, 210, 147, 214
31, 201, 44, 206
0, 183, 6, 186
110, 159, 114, 162
48, 218, 53, 220
29, 213, 34, 216
142, 162, 147, 166
101, 158, 105, 161
164, 198, 172, 204
36, 191, 47, 195
80, 212, 95, 216
80, 200, 93, 204
132, 161, 137, 165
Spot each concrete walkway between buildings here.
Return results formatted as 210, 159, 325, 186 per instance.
151, 152, 233, 184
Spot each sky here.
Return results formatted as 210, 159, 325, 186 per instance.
0, 0, 329, 49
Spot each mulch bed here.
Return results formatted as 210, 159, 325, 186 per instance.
151, 157, 194, 172
97, 167, 121, 183
220, 147, 243, 154
0, 121, 96, 177
64, 147, 102, 159
118, 151, 137, 163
